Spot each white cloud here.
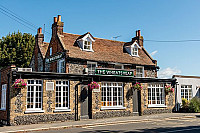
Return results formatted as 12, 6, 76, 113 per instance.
150, 50, 158, 56
158, 67, 181, 79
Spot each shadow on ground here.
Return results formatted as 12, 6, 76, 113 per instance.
195, 115, 200, 118
79, 125, 200, 133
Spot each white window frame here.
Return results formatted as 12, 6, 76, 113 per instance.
181, 85, 192, 101
87, 61, 97, 75
57, 59, 65, 73
54, 80, 71, 112
50, 47, 52, 56
148, 83, 166, 108
131, 44, 139, 56
25, 80, 44, 113
83, 40, 92, 51
101, 82, 125, 110
1, 84, 7, 110
136, 66, 144, 78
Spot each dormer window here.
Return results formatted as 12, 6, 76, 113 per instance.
132, 45, 138, 56
84, 41, 91, 50
124, 41, 141, 57
77, 32, 95, 52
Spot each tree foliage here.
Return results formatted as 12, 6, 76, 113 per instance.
0, 31, 35, 68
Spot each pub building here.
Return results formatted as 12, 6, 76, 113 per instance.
0, 15, 176, 125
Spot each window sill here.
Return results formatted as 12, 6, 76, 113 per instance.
101, 106, 126, 110
24, 110, 45, 114
0, 109, 6, 111
82, 49, 94, 52
53, 109, 71, 112
148, 104, 167, 108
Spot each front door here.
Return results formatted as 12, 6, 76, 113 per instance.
80, 85, 89, 119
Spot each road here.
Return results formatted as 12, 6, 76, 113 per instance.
30, 116, 200, 133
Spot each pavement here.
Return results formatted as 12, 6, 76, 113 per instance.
0, 113, 199, 133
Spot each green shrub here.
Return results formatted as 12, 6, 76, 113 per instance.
188, 97, 200, 112
182, 98, 189, 109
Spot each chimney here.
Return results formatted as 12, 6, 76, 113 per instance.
132, 30, 144, 47
52, 15, 64, 36
54, 17, 57, 23
35, 27, 44, 46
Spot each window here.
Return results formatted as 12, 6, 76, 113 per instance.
87, 61, 97, 75
83, 41, 91, 50
57, 59, 65, 73
1, 84, 7, 110
181, 85, 192, 101
132, 45, 138, 56
136, 66, 144, 77
55, 81, 69, 109
148, 83, 165, 107
26, 80, 43, 110
114, 64, 124, 69
101, 82, 123, 108
50, 47, 52, 56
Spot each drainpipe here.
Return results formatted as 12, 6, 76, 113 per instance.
75, 82, 83, 121
6, 73, 10, 126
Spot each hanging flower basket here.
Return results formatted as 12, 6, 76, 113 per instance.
165, 85, 174, 94
88, 81, 99, 90
132, 82, 143, 90
12, 79, 27, 89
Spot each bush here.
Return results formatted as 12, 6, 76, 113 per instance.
188, 97, 200, 113
180, 98, 189, 112
182, 98, 189, 108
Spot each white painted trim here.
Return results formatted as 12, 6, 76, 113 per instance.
148, 104, 167, 108
78, 33, 95, 42
55, 80, 70, 109
101, 106, 126, 110
26, 80, 43, 110
53, 109, 71, 112
87, 61, 97, 75
1, 84, 7, 110
101, 82, 124, 107
24, 110, 45, 113
136, 66, 144, 78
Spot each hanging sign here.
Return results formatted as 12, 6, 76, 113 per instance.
95, 68, 134, 77
45, 52, 65, 63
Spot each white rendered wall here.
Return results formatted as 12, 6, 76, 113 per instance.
175, 77, 200, 110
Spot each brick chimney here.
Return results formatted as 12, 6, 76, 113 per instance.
132, 30, 144, 47
52, 15, 64, 36
35, 27, 44, 46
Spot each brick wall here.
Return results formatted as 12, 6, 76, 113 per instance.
0, 66, 13, 121
45, 36, 65, 72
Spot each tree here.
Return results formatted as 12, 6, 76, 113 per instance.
0, 31, 35, 68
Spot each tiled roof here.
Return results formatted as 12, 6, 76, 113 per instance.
39, 42, 49, 58
59, 32, 156, 66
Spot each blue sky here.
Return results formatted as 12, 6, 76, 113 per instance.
0, 0, 200, 78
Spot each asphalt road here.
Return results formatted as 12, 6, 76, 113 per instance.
31, 116, 200, 133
